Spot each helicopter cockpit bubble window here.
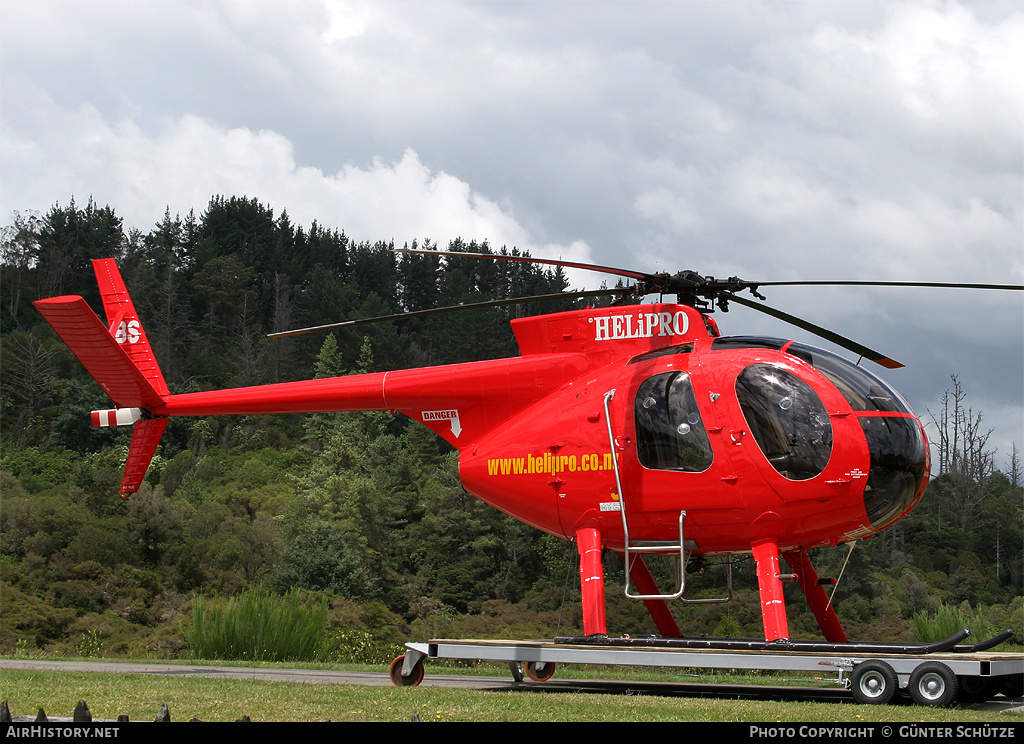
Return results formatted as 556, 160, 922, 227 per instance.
635, 372, 713, 472
784, 342, 913, 414
735, 365, 833, 480
859, 416, 927, 528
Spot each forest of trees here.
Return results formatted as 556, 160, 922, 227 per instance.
0, 196, 1020, 659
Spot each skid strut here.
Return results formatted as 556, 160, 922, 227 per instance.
576, 526, 607, 636
752, 537, 789, 642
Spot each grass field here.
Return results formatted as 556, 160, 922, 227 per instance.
1, 663, 1021, 723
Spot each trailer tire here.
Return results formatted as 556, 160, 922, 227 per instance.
909, 661, 957, 707
957, 675, 994, 703
851, 661, 898, 705
389, 654, 424, 687
525, 661, 556, 682
998, 674, 1023, 698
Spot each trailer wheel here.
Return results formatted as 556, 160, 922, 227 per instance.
851, 661, 898, 704
998, 674, 1023, 698
957, 675, 994, 703
389, 654, 424, 687
525, 661, 556, 682
908, 661, 957, 707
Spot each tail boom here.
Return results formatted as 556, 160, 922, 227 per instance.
152, 373, 391, 418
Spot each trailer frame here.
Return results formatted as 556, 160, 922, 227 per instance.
390, 637, 1024, 707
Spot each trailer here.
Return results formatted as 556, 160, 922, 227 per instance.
389, 632, 1024, 708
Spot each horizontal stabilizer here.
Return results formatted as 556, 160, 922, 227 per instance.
33, 295, 166, 409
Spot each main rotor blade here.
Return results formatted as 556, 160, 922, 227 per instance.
399, 249, 1024, 294
268, 287, 624, 338
724, 293, 904, 369
754, 280, 1023, 291
396, 247, 651, 282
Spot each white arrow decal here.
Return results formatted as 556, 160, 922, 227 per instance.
421, 409, 462, 438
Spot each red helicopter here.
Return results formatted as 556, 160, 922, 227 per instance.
33, 253, 1023, 646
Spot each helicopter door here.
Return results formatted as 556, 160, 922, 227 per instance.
611, 370, 716, 600
617, 369, 718, 544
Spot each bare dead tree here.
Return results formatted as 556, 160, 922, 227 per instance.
928, 375, 996, 532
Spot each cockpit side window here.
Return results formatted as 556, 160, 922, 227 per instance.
711, 336, 788, 353
628, 343, 694, 365
635, 372, 713, 472
735, 364, 833, 480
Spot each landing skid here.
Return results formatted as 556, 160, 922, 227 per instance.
954, 629, 1016, 653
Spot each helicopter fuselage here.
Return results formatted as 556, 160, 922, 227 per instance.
149, 302, 928, 560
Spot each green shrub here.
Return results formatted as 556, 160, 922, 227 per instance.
187, 587, 327, 662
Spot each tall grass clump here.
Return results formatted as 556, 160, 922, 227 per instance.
188, 587, 328, 662
911, 603, 1001, 645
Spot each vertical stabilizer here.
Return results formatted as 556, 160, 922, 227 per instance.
121, 418, 169, 495
93, 258, 170, 398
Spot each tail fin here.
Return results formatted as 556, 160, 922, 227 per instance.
33, 259, 170, 495
93, 258, 170, 400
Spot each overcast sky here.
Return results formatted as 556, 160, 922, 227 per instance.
2, 0, 1021, 466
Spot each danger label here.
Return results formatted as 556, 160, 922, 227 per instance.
421, 409, 462, 437
422, 410, 458, 421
